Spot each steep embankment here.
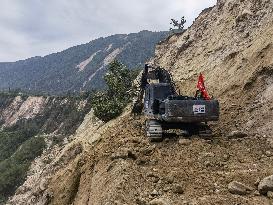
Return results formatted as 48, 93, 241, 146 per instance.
8, 0, 273, 204
152, 0, 273, 138
0, 31, 167, 94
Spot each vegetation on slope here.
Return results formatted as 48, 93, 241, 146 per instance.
92, 60, 139, 122
0, 92, 94, 203
0, 31, 167, 95
0, 130, 45, 203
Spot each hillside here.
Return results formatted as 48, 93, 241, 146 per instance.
0, 31, 167, 95
6, 0, 273, 204
0, 92, 93, 203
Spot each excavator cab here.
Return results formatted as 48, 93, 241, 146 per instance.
144, 83, 174, 117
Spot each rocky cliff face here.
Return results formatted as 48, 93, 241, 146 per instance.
7, 0, 273, 204
0, 93, 92, 135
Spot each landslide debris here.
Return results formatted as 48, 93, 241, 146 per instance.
23, 114, 273, 205
8, 0, 273, 204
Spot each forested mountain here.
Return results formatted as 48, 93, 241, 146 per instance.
0, 30, 167, 95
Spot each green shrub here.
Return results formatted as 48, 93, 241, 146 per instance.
92, 60, 139, 122
92, 92, 127, 122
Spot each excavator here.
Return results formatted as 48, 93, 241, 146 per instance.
132, 64, 219, 142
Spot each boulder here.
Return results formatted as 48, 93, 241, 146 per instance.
228, 181, 253, 195
227, 131, 247, 139
267, 191, 273, 198
39, 179, 48, 192
164, 175, 175, 184
265, 151, 272, 157
172, 184, 184, 194
110, 148, 137, 160
151, 189, 160, 196
258, 175, 273, 194
178, 139, 191, 145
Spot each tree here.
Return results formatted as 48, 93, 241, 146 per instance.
170, 17, 186, 31
104, 60, 133, 101
92, 60, 139, 122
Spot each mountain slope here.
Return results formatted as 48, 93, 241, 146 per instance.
0, 92, 93, 203
0, 31, 167, 95
152, 0, 273, 136
7, 0, 273, 204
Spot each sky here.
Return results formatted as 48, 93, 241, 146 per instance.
0, 0, 216, 62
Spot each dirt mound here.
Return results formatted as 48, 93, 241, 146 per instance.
38, 114, 273, 205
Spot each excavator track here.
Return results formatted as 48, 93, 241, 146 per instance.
197, 124, 213, 138
145, 119, 163, 142
184, 123, 213, 138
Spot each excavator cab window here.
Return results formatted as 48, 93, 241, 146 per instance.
153, 84, 174, 100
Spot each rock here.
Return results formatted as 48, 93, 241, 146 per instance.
15, 186, 28, 195
267, 191, 273, 198
147, 172, 158, 178
172, 184, 184, 194
265, 151, 272, 157
136, 158, 150, 166
164, 175, 175, 184
164, 138, 170, 143
136, 198, 149, 205
111, 151, 128, 160
152, 177, 160, 183
228, 181, 253, 195
147, 172, 160, 183
242, 9, 254, 16
142, 145, 156, 156
39, 179, 48, 191
235, 9, 254, 24
178, 139, 191, 145
227, 131, 247, 139
114, 200, 122, 205
110, 149, 137, 160
74, 144, 83, 155
204, 161, 212, 167
107, 161, 117, 172
40, 191, 53, 205
254, 190, 260, 196
163, 186, 171, 192
223, 154, 230, 161
258, 175, 273, 194
267, 139, 273, 149
254, 178, 260, 186
149, 198, 170, 205
127, 150, 137, 160
181, 200, 191, 205
151, 189, 160, 196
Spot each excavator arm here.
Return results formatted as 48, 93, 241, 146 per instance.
132, 64, 176, 114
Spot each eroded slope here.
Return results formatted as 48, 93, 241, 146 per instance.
8, 0, 273, 204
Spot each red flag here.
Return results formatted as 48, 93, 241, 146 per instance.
197, 73, 211, 100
